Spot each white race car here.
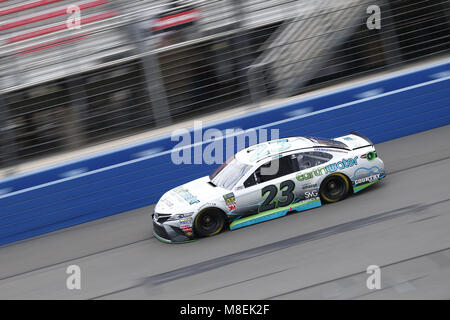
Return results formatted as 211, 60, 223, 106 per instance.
152, 133, 385, 243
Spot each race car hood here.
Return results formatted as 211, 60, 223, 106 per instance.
155, 176, 227, 214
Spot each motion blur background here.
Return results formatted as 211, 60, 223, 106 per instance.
0, 0, 449, 175
1, 0, 450, 300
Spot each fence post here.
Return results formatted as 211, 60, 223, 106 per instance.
66, 77, 89, 148
442, 0, 450, 25
231, 0, 265, 106
59, 31, 89, 150
127, 22, 172, 127
379, 0, 404, 66
0, 91, 18, 175
230, 0, 254, 105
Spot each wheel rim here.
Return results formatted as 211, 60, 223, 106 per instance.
198, 212, 220, 233
323, 176, 346, 200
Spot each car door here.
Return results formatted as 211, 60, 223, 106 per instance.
291, 150, 334, 200
233, 155, 299, 216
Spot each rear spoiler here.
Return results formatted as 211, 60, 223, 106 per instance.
334, 132, 374, 150
350, 131, 374, 146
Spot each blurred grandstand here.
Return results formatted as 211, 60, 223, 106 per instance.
0, 0, 449, 173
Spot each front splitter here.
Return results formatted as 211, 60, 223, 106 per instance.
152, 230, 196, 244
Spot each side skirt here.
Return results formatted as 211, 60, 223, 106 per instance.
230, 198, 322, 231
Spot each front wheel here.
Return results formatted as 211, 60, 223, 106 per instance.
320, 173, 350, 203
194, 209, 225, 237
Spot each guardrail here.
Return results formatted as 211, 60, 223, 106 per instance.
0, 59, 449, 246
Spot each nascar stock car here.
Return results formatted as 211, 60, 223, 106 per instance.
152, 133, 385, 243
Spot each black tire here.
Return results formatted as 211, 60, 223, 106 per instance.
320, 173, 350, 203
194, 209, 225, 237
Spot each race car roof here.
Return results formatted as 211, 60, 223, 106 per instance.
235, 136, 349, 165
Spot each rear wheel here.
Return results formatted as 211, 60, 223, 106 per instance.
320, 173, 350, 203
194, 209, 225, 237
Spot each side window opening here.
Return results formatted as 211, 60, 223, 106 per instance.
244, 172, 256, 188
254, 155, 296, 184
296, 151, 333, 170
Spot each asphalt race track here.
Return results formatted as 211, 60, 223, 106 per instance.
1, 125, 450, 299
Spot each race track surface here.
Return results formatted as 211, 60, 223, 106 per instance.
1, 125, 450, 299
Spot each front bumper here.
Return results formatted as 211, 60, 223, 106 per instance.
152, 215, 195, 244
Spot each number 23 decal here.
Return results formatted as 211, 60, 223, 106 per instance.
259, 180, 295, 212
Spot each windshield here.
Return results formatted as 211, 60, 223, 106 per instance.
210, 157, 253, 190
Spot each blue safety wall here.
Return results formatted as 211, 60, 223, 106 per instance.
0, 59, 449, 245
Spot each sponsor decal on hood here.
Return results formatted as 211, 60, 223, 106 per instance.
172, 187, 200, 205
